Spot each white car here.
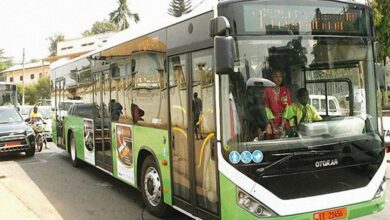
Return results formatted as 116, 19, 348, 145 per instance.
57, 100, 84, 117
309, 95, 342, 116
18, 105, 34, 120
382, 116, 390, 152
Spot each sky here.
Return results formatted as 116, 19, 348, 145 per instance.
0, 0, 366, 64
0, 0, 179, 63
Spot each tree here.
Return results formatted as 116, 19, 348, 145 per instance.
109, 0, 140, 30
17, 76, 51, 105
30, 58, 40, 63
0, 49, 12, 72
168, 0, 192, 17
372, 0, 390, 64
35, 76, 51, 101
48, 33, 65, 57
82, 20, 119, 37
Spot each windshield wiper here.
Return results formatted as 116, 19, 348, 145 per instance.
256, 150, 339, 175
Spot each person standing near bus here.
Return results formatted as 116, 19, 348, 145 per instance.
263, 68, 292, 137
193, 92, 203, 140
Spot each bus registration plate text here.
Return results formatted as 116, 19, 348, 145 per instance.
313, 207, 347, 220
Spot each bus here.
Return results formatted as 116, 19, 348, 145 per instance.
51, 0, 387, 219
0, 82, 17, 106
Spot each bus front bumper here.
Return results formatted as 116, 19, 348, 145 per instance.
220, 174, 387, 220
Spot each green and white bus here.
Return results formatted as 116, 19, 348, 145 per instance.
51, 0, 387, 219
0, 82, 17, 106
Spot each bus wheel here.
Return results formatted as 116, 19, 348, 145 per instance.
141, 156, 170, 217
69, 133, 81, 167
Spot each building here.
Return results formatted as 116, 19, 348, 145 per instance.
57, 32, 114, 56
0, 33, 115, 85
0, 61, 50, 85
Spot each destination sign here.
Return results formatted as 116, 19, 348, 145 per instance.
239, 4, 367, 35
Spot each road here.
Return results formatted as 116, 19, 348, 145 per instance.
0, 142, 389, 220
0, 142, 189, 220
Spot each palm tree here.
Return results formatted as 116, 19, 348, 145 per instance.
48, 33, 65, 57
0, 49, 13, 72
168, 0, 192, 17
109, 0, 140, 30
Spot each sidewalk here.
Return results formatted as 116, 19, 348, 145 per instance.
0, 160, 62, 220
0, 182, 40, 220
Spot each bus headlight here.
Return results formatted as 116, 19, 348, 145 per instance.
373, 176, 387, 199
237, 188, 276, 217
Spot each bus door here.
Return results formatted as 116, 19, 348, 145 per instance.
54, 78, 66, 149
169, 50, 219, 219
93, 67, 113, 172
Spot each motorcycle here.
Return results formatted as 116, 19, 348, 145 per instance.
30, 119, 47, 152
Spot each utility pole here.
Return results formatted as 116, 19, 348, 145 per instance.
22, 48, 25, 105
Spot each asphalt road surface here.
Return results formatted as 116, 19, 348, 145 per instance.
0, 142, 190, 220
0, 142, 389, 220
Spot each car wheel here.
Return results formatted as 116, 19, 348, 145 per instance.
25, 145, 35, 157
141, 155, 171, 217
69, 133, 81, 167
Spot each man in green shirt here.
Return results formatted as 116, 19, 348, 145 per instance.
283, 88, 322, 126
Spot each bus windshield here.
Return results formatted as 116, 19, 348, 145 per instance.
220, 35, 382, 198
223, 36, 375, 142
0, 84, 17, 106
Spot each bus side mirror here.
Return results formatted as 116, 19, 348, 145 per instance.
215, 36, 235, 75
209, 16, 230, 37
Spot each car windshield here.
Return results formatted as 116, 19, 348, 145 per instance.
60, 102, 82, 111
0, 109, 23, 123
19, 106, 33, 115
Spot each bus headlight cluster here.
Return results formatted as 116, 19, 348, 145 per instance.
373, 176, 387, 199
237, 188, 276, 218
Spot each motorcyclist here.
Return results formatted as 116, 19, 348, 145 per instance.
29, 106, 49, 149
30, 106, 44, 122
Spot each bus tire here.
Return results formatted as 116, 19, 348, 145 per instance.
69, 133, 81, 167
141, 155, 171, 217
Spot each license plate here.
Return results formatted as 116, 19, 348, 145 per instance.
314, 207, 347, 220
4, 141, 21, 147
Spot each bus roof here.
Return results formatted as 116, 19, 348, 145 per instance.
51, 0, 216, 71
